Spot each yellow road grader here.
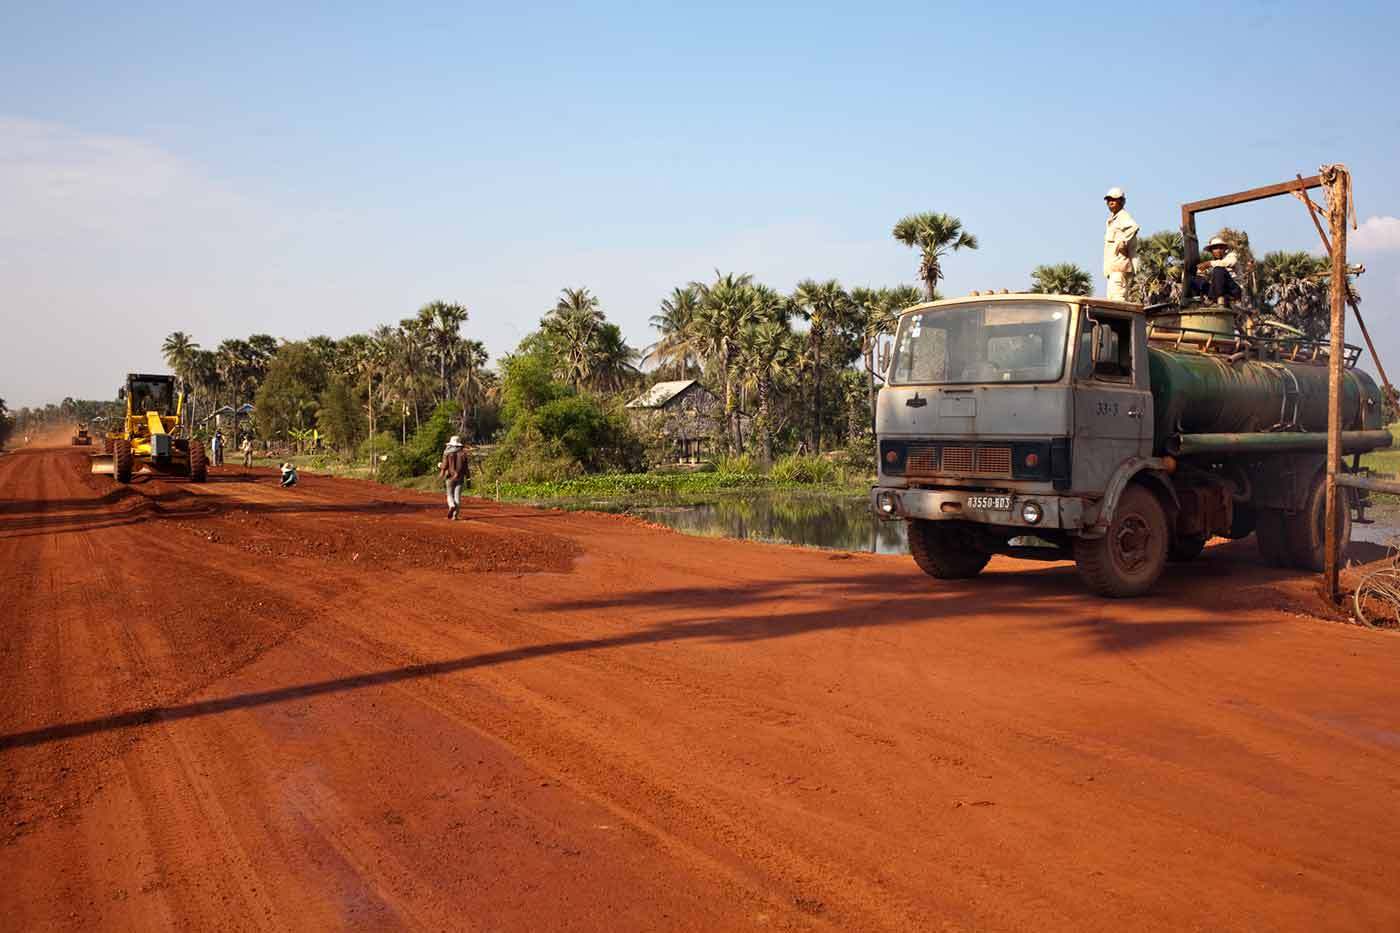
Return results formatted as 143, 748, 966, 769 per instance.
92, 373, 207, 483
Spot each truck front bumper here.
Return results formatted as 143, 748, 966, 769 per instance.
870, 486, 1086, 532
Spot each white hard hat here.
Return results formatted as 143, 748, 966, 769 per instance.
1104, 186, 1126, 200
1206, 236, 1229, 250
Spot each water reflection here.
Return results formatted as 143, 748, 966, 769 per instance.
571, 491, 910, 554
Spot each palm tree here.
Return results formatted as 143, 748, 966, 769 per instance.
691, 272, 758, 452
1132, 231, 1185, 304
549, 287, 604, 324
588, 324, 639, 394
892, 212, 978, 299
739, 320, 797, 465
792, 278, 853, 453
645, 286, 702, 379
414, 301, 470, 404
1030, 263, 1092, 296
162, 331, 200, 427
1258, 251, 1332, 339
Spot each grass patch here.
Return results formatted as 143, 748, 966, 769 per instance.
471, 469, 868, 503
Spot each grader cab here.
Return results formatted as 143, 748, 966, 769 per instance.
91, 374, 207, 483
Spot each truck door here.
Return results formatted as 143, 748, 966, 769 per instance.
1071, 308, 1153, 492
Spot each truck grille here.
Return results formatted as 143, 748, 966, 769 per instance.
906, 446, 939, 474
903, 444, 1012, 477
975, 446, 1012, 475
940, 447, 974, 472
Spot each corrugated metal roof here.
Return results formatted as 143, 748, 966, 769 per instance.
625, 379, 699, 409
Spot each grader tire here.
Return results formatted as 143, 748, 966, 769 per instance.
1073, 484, 1168, 598
907, 520, 991, 580
188, 441, 208, 483
1284, 473, 1351, 572
113, 440, 134, 484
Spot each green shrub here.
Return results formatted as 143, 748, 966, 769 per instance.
377, 402, 460, 482
770, 453, 838, 485
715, 453, 757, 475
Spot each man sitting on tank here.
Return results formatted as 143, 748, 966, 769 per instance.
1192, 236, 1244, 307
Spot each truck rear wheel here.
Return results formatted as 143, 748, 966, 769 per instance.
1073, 484, 1168, 597
1284, 473, 1350, 572
113, 440, 134, 484
907, 520, 990, 580
188, 441, 208, 483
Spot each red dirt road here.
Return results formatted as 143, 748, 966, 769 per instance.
3, 445, 1399, 931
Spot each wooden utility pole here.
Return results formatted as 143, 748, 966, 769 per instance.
1322, 164, 1350, 602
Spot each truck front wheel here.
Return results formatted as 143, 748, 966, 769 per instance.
1074, 484, 1169, 597
907, 520, 991, 580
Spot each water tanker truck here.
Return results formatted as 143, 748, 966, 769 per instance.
870, 294, 1390, 597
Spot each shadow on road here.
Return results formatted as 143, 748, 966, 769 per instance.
0, 563, 1274, 752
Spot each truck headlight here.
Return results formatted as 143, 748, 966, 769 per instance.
1021, 501, 1043, 525
876, 491, 899, 515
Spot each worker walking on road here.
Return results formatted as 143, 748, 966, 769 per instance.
211, 430, 225, 466
240, 435, 253, 468
438, 435, 470, 521
1103, 186, 1139, 301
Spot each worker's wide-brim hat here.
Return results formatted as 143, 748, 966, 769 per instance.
447, 436, 463, 447
281, 463, 293, 470
1104, 186, 1126, 200
1206, 236, 1229, 250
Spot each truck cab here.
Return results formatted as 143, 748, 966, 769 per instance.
871, 292, 1386, 596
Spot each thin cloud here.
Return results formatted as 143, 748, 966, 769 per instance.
1351, 215, 1400, 253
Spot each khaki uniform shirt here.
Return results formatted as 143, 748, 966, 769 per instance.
1200, 249, 1238, 272
1103, 209, 1140, 277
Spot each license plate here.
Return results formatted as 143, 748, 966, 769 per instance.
967, 495, 1011, 511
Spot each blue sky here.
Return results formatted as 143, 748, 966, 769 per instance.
3, 1, 1399, 407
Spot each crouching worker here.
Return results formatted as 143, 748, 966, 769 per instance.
1193, 236, 1243, 306
279, 462, 298, 488
438, 435, 470, 520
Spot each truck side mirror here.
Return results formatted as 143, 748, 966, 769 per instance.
117, 388, 126, 400
1089, 323, 1104, 362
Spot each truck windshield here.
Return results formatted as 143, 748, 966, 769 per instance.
888, 301, 1071, 385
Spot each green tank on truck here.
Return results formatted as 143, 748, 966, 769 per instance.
870, 294, 1389, 597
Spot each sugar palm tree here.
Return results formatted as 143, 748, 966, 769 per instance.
691, 272, 758, 452
792, 278, 853, 453
1030, 263, 1092, 296
892, 212, 978, 299
1132, 231, 1185, 304
739, 320, 797, 465
415, 301, 470, 404
1258, 251, 1332, 339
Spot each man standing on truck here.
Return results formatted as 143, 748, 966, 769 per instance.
438, 435, 470, 520
1103, 187, 1139, 301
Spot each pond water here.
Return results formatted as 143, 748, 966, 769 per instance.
557, 490, 910, 555
551, 493, 1400, 557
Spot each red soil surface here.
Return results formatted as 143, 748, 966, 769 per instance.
2, 444, 1399, 931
